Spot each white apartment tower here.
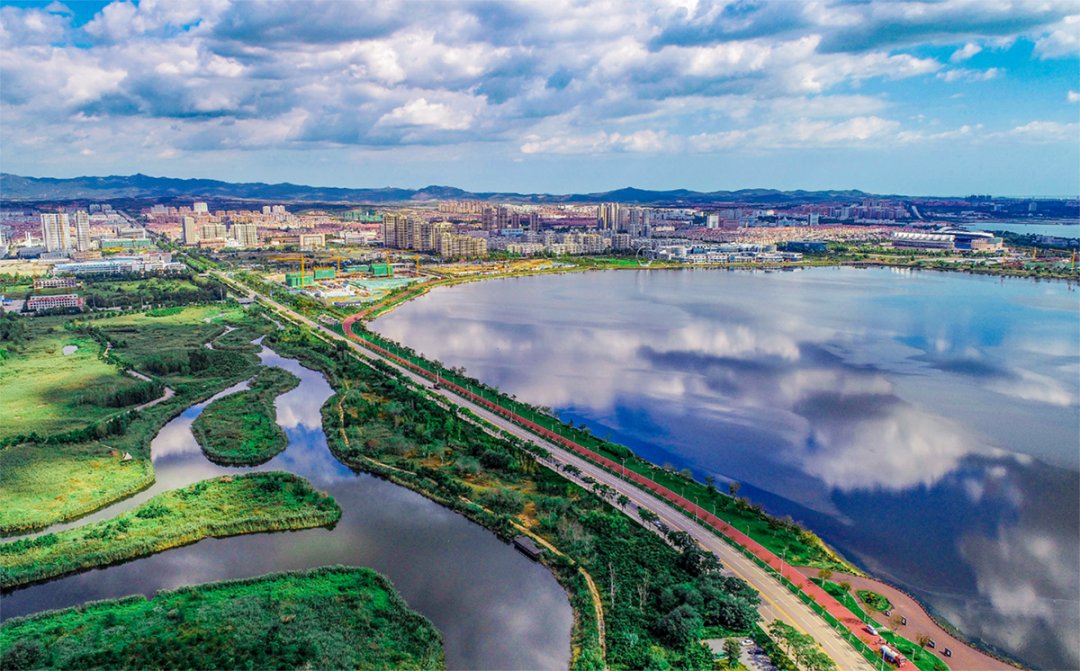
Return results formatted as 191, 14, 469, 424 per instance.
40, 213, 71, 252
74, 210, 91, 252
193, 202, 209, 214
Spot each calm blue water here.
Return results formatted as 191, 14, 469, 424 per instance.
372, 267, 1080, 671
983, 223, 1080, 239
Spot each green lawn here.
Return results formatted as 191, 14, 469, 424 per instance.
880, 631, 949, 671
812, 579, 872, 623
0, 471, 340, 589
0, 566, 445, 670
192, 366, 301, 464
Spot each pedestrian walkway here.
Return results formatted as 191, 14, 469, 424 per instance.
794, 568, 1015, 671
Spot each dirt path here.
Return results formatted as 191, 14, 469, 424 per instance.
106, 343, 175, 412
794, 568, 1016, 671
510, 522, 607, 666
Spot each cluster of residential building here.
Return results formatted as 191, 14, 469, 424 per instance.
143, 202, 340, 250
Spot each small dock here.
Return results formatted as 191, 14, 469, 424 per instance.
513, 535, 542, 561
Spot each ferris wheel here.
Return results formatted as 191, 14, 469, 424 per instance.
636, 246, 656, 267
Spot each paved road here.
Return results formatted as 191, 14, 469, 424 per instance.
215, 272, 876, 671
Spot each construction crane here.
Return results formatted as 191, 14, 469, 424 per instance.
1012, 246, 1074, 261
318, 255, 350, 276
269, 254, 309, 274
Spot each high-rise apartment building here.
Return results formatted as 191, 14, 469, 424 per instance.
200, 223, 227, 240
193, 202, 209, 213
417, 221, 451, 252
40, 213, 71, 252
74, 210, 91, 252
481, 207, 496, 231
382, 214, 427, 250
435, 232, 487, 258
627, 208, 651, 237
529, 212, 541, 232
232, 223, 259, 247
182, 216, 199, 245
598, 203, 620, 230
496, 206, 510, 230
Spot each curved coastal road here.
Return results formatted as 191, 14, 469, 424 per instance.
215, 271, 876, 671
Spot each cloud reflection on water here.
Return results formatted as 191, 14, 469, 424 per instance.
371, 268, 1079, 671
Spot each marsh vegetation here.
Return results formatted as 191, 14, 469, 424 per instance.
192, 366, 300, 465
1, 300, 275, 533
1, 471, 341, 589
0, 566, 445, 670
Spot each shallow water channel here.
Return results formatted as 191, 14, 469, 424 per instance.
2, 340, 574, 670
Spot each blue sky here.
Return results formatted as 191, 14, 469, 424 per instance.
1, 0, 1077, 196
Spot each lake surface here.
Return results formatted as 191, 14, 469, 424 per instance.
2, 342, 573, 671
372, 267, 1080, 671
982, 222, 1080, 239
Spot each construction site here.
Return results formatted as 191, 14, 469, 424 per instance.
260, 251, 430, 308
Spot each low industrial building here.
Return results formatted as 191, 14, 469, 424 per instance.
33, 276, 78, 289
892, 228, 1003, 251
891, 232, 956, 250
53, 253, 185, 275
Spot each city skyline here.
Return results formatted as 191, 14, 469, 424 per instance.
0, 0, 1077, 196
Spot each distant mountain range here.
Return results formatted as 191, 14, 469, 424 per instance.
0, 172, 879, 205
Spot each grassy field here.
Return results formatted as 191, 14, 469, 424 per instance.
0, 471, 341, 589
1, 319, 144, 441
0, 566, 445, 670
1, 300, 276, 535
0, 442, 154, 535
192, 366, 301, 464
96, 304, 257, 381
